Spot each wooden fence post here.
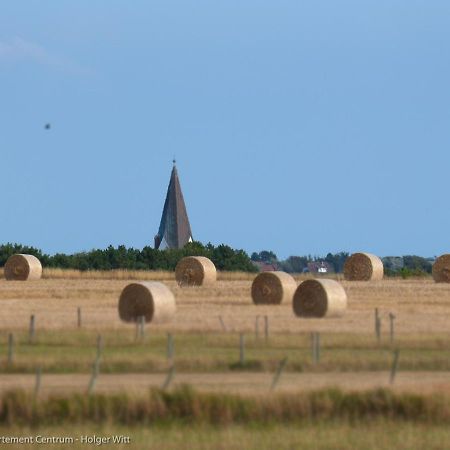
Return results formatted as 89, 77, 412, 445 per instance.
96, 335, 103, 360
135, 320, 140, 341
77, 307, 82, 328
316, 332, 321, 363
218, 316, 227, 332
34, 367, 42, 398
264, 316, 269, 343
390, 349, 400, 384
389, 313, 396, 344
375, 308, 381, 343
270, 357, 288, 391
7, 333, 14, 365
87, 358, 100, 395
161, 365, 176, 391
29, 315, 36, 344
139, 316, 145, 339
310, 332, 321, 364
239, 333, 245, 365
167, 333, 174, 363
310, 332, 318, 364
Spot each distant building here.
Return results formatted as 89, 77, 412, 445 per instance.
154, 161, 193, 250
307, 261, 333, 274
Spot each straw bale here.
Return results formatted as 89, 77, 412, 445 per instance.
343, 252, 384, 281
4, 254, 42, 281
293, 278, 347, 318
175, 256, 216, 287
251, 271, 297, 305
118, 281, 176, 323
432, 254, 450, 283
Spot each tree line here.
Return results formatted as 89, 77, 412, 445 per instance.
251, 250, 350, 273
0, 243, 435, 275
251, 250, 434, 276
0, 242, 258, 272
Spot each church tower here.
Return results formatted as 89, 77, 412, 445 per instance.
154, 161, 193, 249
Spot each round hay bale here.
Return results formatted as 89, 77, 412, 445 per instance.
432, 254, 450, 283
343, 252, 384, 281
4, 254, 42, 281
293, 279, 347, 318
118, 281, 176, 323
251, 271, 297, 305
175, 256, 216, 287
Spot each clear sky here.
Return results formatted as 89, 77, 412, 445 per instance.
1, 1, 449, 259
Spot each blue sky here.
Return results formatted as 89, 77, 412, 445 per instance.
1, 1, 449, 259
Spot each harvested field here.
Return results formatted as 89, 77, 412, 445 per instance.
0, 268, 257, 281
0, 423, 447, 450
0, 277, 449, 334
1, 371, 450, 395
1, 272, 450, 449
1, 329, 450, 375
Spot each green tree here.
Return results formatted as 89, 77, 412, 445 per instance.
251, 250, 278, 263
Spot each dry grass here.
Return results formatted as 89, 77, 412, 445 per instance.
1, 328, 450, 376
0, 267, 431, 282
2, 386, 450, 426
0, 269, 448, 449
0, 276, 449, 390
0, 268, 257, 281
4, 422, 450, 450
43, 268, 175, 280
0, 277, 448, 334
2, 371, 450, 396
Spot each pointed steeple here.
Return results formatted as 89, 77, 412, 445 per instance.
154, 162, 193, 249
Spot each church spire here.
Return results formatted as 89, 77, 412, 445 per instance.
154, 163, 193, 249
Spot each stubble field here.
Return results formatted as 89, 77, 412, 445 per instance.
0, 270, 449, 334
1, 270, 450, 449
